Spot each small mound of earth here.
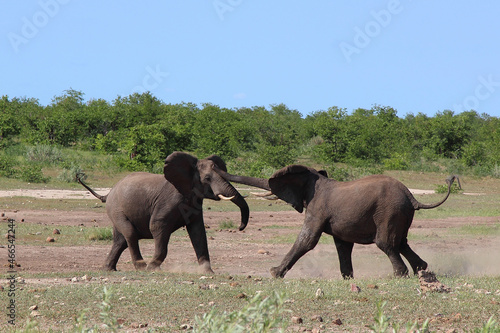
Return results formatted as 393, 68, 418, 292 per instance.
418, 270, 451, 293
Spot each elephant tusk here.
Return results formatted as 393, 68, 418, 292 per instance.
250, 191, 274, 197
218, 194, 235, 201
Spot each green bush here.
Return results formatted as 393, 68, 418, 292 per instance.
0, 153, 16, 177
25, 144, 62, 164
57, 164, 86, 183
19, 165, 49, 183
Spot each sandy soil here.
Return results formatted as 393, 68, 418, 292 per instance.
1, 189, 499, 280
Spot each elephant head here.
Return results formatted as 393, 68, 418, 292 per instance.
213, 164, 323, 213
163, 152, 249, 230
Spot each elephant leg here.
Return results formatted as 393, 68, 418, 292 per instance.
186, 219, 213, 274
333, 237, 354, 279
126, 236, 146, 270
113, 215, 146, 270
147, 230, 171, 270
103, 227, 128, 271
400, 238, 427, 274
271, 220, 322, 278
375, 239, 408, 277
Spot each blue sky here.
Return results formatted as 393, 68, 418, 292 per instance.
2, 1, 500, 117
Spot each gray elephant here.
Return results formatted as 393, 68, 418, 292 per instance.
214, 165, 458, 279
78, 152, 249, 272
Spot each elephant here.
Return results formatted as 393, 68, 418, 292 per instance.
213, 164, 458, 279
78, 151, 249, 272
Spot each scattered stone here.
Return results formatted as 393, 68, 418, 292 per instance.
182, 280, 195, 285
333, 318, 343, 325
53, 229, 60, 234
208, 284, 218, 290
418, 270, 450, 293
236, 293, 247, 299
311, 315, 323, 322
230, 282, 240, 287
81, 275, 92, 281
71, 277, 79, 282
254, 277, 262, 282
315, 288, 324, 299
350, 283, 361, 293
116, 318, 126, 325
130, 322, 148, 328
30, 310, 41, 317
180, 324, 192, 330
46, 237, 55, 243
257, 249, 270, 255
208, 301, 215, 306
367, 284, 378, 289
199, 275, 213, 280
29, 305, 38, 311
291, 316, 303, 324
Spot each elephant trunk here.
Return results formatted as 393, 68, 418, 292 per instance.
213, 167, 271, 191
218, 181, 249, 231
231, 192, 250, 231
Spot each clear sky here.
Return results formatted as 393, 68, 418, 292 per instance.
2, 1, 500, 117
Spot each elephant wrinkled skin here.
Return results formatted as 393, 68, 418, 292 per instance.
214, 164, 457, 279
79, 152, 249, 272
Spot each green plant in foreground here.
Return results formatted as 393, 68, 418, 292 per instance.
370, 301, 430, 333
194, 291, 288, 333
474, 317, 500, 333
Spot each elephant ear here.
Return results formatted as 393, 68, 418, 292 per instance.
269, 165, 312, 213
163, 152, 198, 196
205, 155, 227, 172
317, 169, 328, 178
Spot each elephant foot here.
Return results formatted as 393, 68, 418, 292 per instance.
102, 265, 117, 272
133, 259, 147, 270
270, 266, 285, 278
199, 261, 214, 274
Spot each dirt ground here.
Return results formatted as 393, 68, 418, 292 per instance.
1, 189, 500, 279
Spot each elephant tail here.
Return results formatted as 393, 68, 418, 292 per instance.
76, 173, 108, 203
411, 175, 460, 210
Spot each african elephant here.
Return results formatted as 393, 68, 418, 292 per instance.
214, 165, 457, 279
78, 152, 249, 272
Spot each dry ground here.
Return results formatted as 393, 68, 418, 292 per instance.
2, 201, 500, 279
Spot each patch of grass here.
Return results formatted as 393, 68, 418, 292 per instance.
0, 197, 106, 212
86, 227, 113, 241
2, 272, 499, 332
0, 223, 113, 246
218, 219, 237, 229
449, 223, 500, 236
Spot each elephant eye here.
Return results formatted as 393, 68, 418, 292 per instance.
204, 175, 211, 182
